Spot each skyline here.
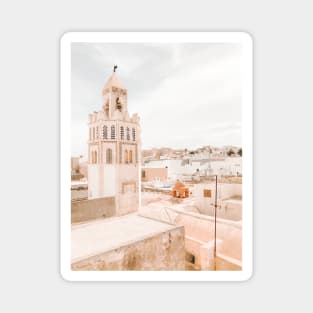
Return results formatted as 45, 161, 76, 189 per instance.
71, 42, 242, 157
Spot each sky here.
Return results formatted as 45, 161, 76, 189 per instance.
71, 42, 242, 157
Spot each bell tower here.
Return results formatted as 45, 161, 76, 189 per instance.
87, 66, 141, 216
102, 65, 129, 120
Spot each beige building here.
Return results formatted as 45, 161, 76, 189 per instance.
87, 69, 141, 216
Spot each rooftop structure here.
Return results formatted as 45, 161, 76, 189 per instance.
172, 180, 189, 198
71, 214, 185, 270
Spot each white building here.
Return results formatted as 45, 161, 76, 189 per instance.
87, 68, 141, 216
144, 156, 242, 179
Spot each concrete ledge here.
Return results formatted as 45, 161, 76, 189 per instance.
71, 215, 185, 270
164, 206, 242, 229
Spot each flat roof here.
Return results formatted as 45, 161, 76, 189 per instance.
72, 214, 178, 263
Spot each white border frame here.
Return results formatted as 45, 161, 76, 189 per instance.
60, 32, 253, 281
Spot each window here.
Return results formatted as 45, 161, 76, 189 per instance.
126, 127, 130, 140
120, 126, 124, 140
132, 128, 136, 141
119, 144, 122, 163
92, 127, 95, 140
124, 150, 128, 163
89, 128, 91, 140
142, 170, 146, 178
129, 150, 133, 163
111, 125, 116, 139
102, 125, 108, 139
91, 151, 97, 164
185, 252, 195, 264
96, 126, 99, 139
106, 148, 113, 164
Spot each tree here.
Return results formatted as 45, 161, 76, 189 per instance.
238, 148, 242, 157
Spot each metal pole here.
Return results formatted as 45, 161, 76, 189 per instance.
214, 175, 217, 271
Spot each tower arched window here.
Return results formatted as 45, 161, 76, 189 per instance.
126, 127, 130, 141
132, 128, 136, 141
93, 127, 95, 140
102, 125, 108, 139
96, 126, 99, 139
120, 126, 124, 140
94, 151, 97, 164
106, 148, 113, 164
111, 125, 116, 139
91, 151, 97, 164
129, 150, 133, 163
124, 149, 128, 164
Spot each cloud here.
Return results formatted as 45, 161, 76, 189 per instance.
71, 43, 242, 156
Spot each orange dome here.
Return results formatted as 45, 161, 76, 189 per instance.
173, 180, 186, 189
172, 180, 189, 198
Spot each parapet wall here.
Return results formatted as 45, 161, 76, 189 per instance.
215, 254, 242, 271
71, 197, 116, 223
72, 226, 185, 270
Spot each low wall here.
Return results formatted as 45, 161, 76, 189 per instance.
197, 200, 242, 221
216, 254, 242, 271
71, 188, 88, 201
184, 237, 242, 271
72, 227, 185, 270
192, 183, 241, 201
71, 197, 116, 223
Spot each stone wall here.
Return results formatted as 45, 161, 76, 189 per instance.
72, 227, 185, 270
71, 188, 88, 201
71, 197, 116, 223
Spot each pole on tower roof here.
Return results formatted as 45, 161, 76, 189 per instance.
113, 65, 118, 72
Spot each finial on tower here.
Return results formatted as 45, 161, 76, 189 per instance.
113, 65, 118, 72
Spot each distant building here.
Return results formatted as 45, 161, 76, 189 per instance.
141, 167, 168, 182
87, 69, 141, 216
71, 157, 80, 172
144, 155, 242, 179
71, 156, 84, 180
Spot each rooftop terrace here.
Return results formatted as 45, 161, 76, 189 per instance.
71, 214, 179, 264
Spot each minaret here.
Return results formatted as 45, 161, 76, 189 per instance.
87, 66, 141, 216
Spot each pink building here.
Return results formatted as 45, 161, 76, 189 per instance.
141, 167, 168, 182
